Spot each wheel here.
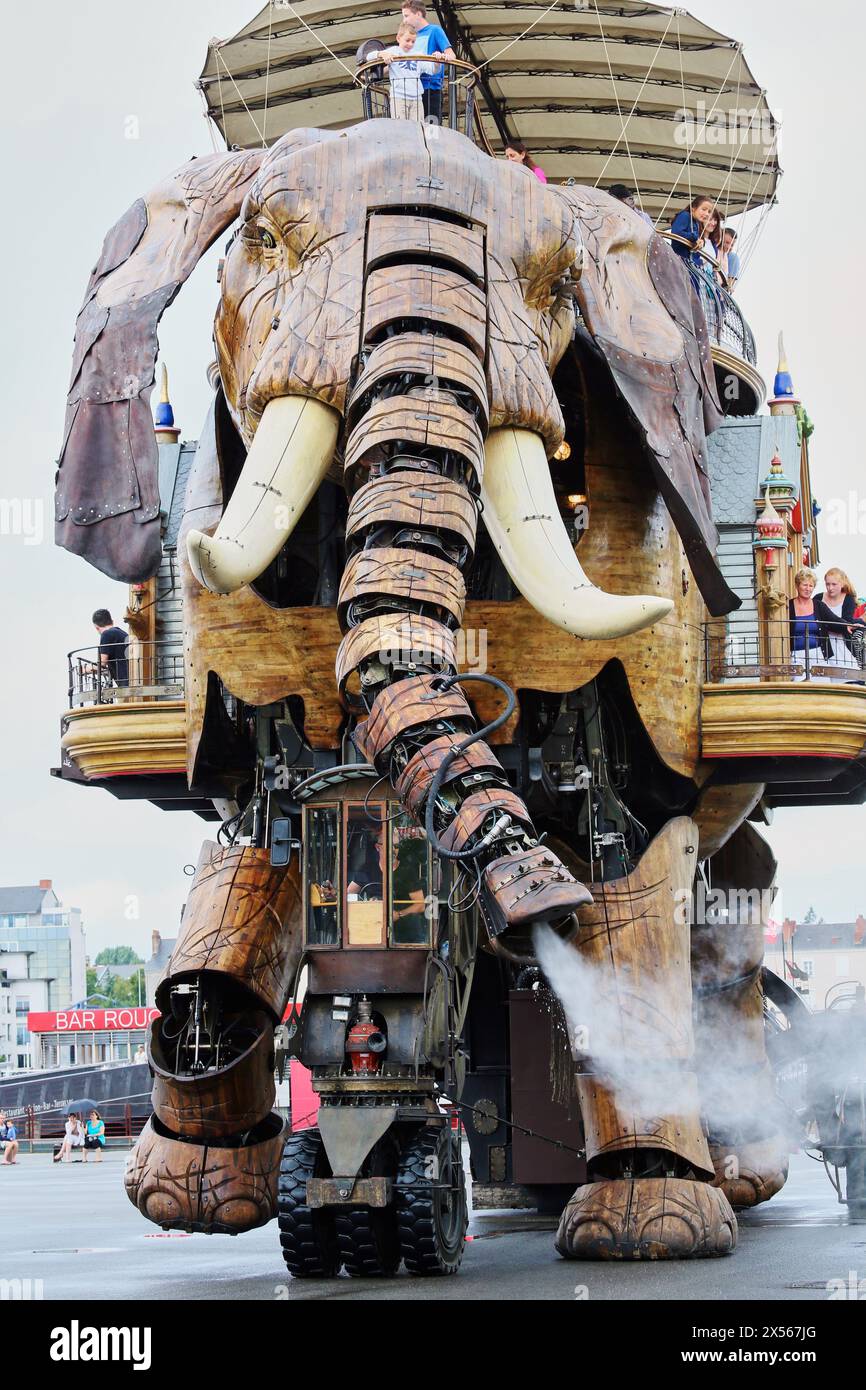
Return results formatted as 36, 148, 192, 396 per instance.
277, 1129, 340, 1277
846, 1149, 866, 1220
335, 1135, 400, 1276
335, 1206, 400, 1276
395, 1124, 467, 1276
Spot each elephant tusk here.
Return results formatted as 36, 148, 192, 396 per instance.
481, 427, 673, 640
186, 395, 340, 595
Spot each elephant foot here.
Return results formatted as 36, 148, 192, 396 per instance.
125, 1113, 285, 1234
555, 1178, 737, 1261
709, 1136, 789, 1208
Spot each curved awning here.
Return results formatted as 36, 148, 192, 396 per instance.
198, 1, 781, 220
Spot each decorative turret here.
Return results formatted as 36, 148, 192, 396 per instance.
154, 363, 181, 444
768, 333, 800, 417
754, 486, 787, 574
761, 447, 798, 519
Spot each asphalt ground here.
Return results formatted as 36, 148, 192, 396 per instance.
0, 1147, 863, 1303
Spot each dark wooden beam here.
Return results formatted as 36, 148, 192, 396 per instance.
433, 1, 512, 144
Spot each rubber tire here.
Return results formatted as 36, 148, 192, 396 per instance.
277, 1129, 340, 1278
335, 1206, 400, 1277
395, 1126, 468, 1276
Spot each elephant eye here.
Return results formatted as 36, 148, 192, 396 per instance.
258, 226, 278, 251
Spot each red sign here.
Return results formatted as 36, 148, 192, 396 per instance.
27, 1007, 159, 1033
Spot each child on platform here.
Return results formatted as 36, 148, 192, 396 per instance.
373, 23, 435, 122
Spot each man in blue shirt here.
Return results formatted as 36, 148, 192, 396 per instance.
401, 1, 456, 125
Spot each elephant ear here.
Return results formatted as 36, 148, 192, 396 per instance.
558, 187, 739, 618
55, 149, 265, 582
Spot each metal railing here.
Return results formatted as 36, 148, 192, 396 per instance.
660, 232, 757, 367
703, 617, 866, 684
67, 641, 185, 709
355, 56, 494, 154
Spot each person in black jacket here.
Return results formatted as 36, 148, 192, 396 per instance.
815, 568, 865, 676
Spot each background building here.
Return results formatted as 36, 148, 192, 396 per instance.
144, 930, 175, 1008
0, 879, 86, 1073
0, 950, 50, 1073
765, 915, 866, 1007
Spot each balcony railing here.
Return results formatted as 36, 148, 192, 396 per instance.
67, 641, 185, 709
703, 617, 866, 684
660, 233, 757, 368
697, 275, 757, 367
354, 56, 493, 154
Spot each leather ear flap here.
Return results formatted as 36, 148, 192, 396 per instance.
55, 149, 265, 582
558, 185, 739, 619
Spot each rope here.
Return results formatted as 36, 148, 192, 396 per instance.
271, 0, 356, 79
718, 126, 779, 285
676, 12, 693, 213
198, 82, 221, 153
593, 7, 676, 196
654, 43, 742, 228
262, 2, 275, 146
471, 0, 564, 72
712, 100, 772, 227
213, 43, 266, 146
721, 57, 743, 226
590, 0, 643, 205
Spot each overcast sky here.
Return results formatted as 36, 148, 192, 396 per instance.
1, 0, 863, 963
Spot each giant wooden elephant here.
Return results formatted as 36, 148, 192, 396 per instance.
57, 121, 783, 1263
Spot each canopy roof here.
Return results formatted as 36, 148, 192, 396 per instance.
198, 1, 781, 219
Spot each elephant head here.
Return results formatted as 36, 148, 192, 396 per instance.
56, 120, 736, 954
182, 122, 677, 640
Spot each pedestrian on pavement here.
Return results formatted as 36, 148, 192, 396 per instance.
84, 1110, 106, 1163
0, 1112, 19, 1165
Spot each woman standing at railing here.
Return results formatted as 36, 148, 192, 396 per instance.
788, 568, 834, 680
670, 194, 715, 271
705, 209, 727, 285
815, 568, 865, 679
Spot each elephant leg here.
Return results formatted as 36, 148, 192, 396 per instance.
553, 818, 737, 1259
692, 832, 790, 1207
339, 326, 590, 960
124, 842, 300, 1233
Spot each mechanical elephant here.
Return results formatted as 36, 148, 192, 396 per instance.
58, 121, 776, 1261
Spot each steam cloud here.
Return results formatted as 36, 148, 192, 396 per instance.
534, 924, 786, 1143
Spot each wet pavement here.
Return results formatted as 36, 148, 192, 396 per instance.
1, 1149, 863, 1301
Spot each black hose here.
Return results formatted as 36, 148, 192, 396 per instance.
423, 673, 517, 862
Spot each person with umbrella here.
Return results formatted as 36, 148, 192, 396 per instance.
83, 1109, 106, 1163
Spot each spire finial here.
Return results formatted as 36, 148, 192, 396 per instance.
769, 331, 800, 416
154, 360, 179, 441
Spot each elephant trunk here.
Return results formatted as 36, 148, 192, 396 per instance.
337, 283, 590, 956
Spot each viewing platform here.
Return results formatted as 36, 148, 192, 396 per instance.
54, 641, 206, 813
700, 618, 866, 807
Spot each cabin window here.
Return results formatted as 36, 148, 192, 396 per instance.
344, 804, 387, 947
305, 805, 340, 946
390, 814, 433, 946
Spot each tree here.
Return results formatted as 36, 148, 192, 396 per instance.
85, 964, 146, 1005
803, 906, 817, 924
94, 946, 143, 965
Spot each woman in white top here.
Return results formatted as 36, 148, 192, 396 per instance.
816, 568, 863, 678
55, 1113, 84, 1163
